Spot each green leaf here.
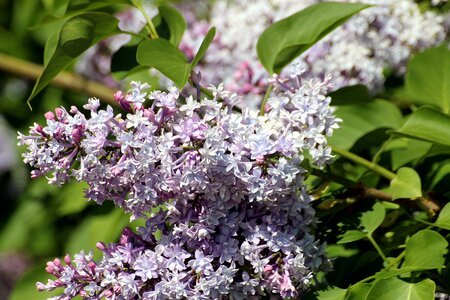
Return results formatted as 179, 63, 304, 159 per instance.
9, 265, 60, 300
403, 229, 447, 269
338, 230, 367, 244
136, 38, 190, 88
405, 45, 450, 113
388, 167, 422, 200
345, 283, 372, 300
360, 202, 386, 235
317, 287, 347, 300
66, 0, 130, 16
28, 12, 120, 105
191, 27, 216, 68
326, 244, 359, 258
256, 2, 370, 74
43, 31, 60, 65
65, 209, 129, 260
388, 139, 432, 170
329, 99, 403, 150
157, 5, 186, 46
434, 202, 450, 230
389, 106, 450, 147
56, 182, 89, 215
329, 84, 372, 106
366, 278, 435, 300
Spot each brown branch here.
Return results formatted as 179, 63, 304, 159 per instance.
0, 53, 116, 106
347, 183, 440, 217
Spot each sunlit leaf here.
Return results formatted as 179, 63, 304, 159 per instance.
389, 106, 450, 147
257, 2, 369, 74
345, 283, 372, 300
316, 286, 347, 300
388, 167, 422, 200
28, 12, 120, 105
190, 27, 216, 68
136, 38, 190, 88
329, 99, 403, 150
366, 278, 435, 300
403, 229, 447, 269
360, 202, 385, 235
405, 45, 450, 113
434, 203, 450, 230
338, 230, 366, 244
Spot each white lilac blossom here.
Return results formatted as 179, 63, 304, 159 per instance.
21, 75, 338, 299
181, 0, 446, 101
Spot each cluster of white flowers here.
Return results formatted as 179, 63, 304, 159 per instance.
181, 0, 447, 101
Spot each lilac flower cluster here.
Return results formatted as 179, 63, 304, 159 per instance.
20, 74, 337, 298
180, 0, 447, 99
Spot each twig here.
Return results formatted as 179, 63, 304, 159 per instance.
0, 53, 116, 106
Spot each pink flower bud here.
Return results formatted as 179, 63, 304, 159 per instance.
53, 258, 62, 267
64, 254, 71, 265
264, 264, 273, 273
44, 111, 55, 120
96, 242, 106, 251
70, 106, 79, 114
45, 265, 54, 274
256, 155, 265, 164
114, 90, 124, 103
31, 170, 43, 179
55, 108, 64, 120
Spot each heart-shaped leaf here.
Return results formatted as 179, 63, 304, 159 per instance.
28, 12, 120, 105
257, 2, 370, 74
136, 38, 190, 88
366, 278, 435, 300
403, 229, 447, 269
405, 45, 450, 113
360, 201, 385, 235
389, 106, 450, 147
388, 167, 422, 200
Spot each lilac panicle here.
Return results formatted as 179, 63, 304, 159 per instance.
22, 74, 337, 299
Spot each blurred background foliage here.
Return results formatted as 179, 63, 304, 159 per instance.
0, 1, 144, 298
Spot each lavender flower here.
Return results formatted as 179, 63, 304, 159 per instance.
21, 74, 337, 298
180, 0, 447, 103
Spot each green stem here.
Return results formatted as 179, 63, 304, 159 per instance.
121, 30, 148, 40
332, 146, 396, 181
367, 234, 388, 263
259, 84, 273, 116
372, 136, 394, 165
131, 0, 159, 39
385, 251, 405, 270
0, 53, 116, 106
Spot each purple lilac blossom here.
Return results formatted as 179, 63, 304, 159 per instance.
21, 74, 338, 299
180, 0, 446, 105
